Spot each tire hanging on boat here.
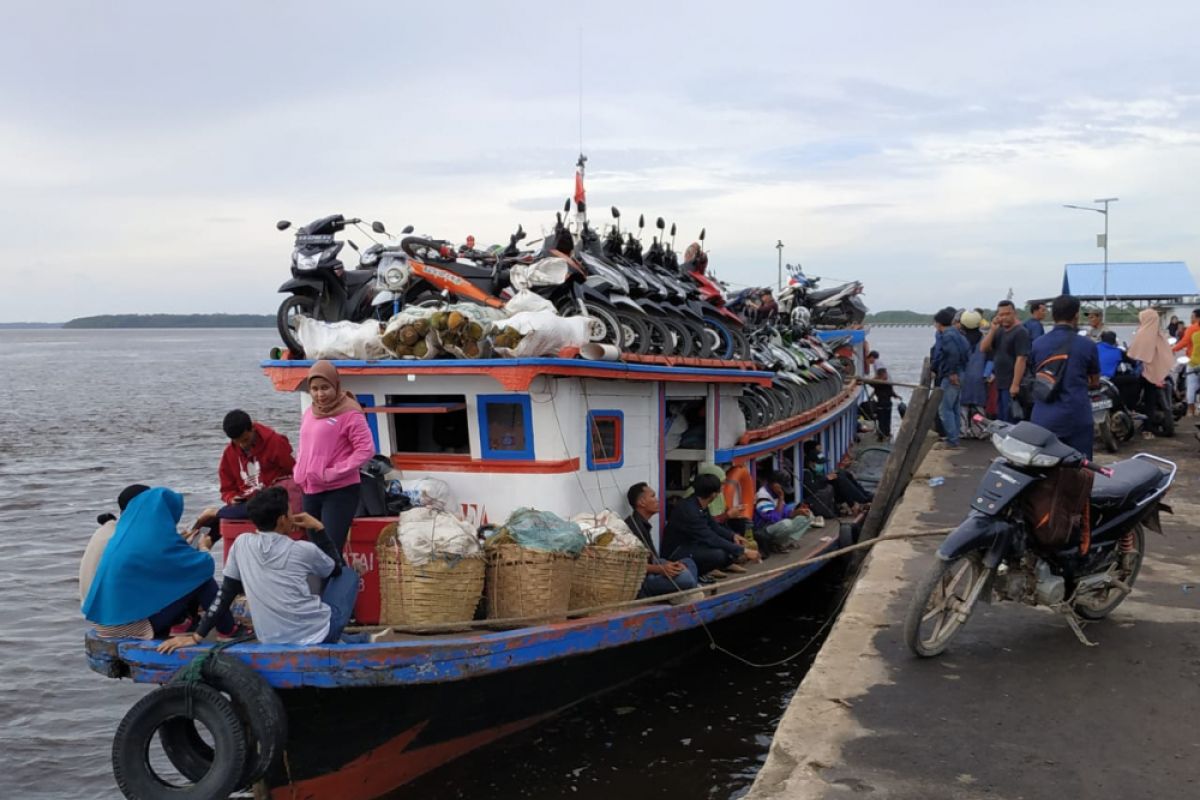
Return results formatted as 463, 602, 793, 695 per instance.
113, 683, 247, 800
160, 654, 288, 787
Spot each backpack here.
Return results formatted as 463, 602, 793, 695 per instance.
1030, 335, 1076, 404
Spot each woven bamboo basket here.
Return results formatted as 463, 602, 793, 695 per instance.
485, 543, 576, 619
569, 545, 647, 610
377, 523, 485, 626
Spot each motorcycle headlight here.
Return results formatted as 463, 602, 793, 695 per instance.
992, 434, 1060, 467
381, 256, 410, 289
296, 244, 338, 271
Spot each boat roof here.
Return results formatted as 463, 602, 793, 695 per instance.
262, 356, 775, 392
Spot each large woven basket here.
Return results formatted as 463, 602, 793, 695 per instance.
485, 543, 576, 620
377, 523, 485, 627
569, 545, 647, 610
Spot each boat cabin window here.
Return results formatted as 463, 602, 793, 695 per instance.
586, 410, 624, 470
666, 399, 707, 451
478, 394, 534, 460
386, 394, 469, 455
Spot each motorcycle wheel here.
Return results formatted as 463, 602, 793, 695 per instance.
729, 328, 751, 362
904, 554, 990, 658
276, 295, 315, 357
682, 319, 712, 358
658, 317, 692, 357
1074, 524, 1145, 621
1098, 417, 1119, 453
1111, 409, 1135, 442
701, 314, 737, 360
614, 310, 652, 355
560, 301, 624, 350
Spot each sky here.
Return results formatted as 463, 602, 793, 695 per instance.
4, 0, 1200, 322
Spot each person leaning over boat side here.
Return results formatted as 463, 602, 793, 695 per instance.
293, 360, 375, 552
157, 486, 365, 653
81, 487, 238, 640
192, 409, 296, 550
623, 483, 699, 597
662, 473, 761, 579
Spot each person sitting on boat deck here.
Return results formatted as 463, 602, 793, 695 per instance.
294, 360, 376, 552
753, 471, 814, 553
803, 440, 873, 515
82, 486, 238, 640
871, 366, 896, 440
157, 486, 363, 653
662, 473, 761, 579
192, 409, 296, 550
80, 484, 154, 639
623, 482, 699, 598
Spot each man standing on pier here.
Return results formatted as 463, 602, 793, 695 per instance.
1023, 301, 1046, 343
1030, 295, 1100, 458
932, 307, 971, 448
981, 300, 1031, 422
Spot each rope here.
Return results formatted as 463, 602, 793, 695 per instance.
352, 529, 947, 635
176, 636, 252, 685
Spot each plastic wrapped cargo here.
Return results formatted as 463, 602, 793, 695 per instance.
296, 318, 387, 360
490, 508, 587, 555
570, 511, 645, 551
492, 311, 593, 358
380, 310, 442, 359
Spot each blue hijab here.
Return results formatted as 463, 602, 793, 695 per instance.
81, 487, 215, 626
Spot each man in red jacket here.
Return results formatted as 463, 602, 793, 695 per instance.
194, 410, 295, 549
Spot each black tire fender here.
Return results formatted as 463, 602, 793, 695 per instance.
160, 654, 288, 786
113, 683, 247, 799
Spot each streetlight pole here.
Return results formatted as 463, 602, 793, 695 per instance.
776, 240, 784, 293
1063, 197, 1119, 324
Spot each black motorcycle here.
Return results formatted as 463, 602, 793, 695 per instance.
905, 419, 1175, 656
274, 214, 385, 355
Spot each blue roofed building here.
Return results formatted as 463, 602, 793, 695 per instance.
1060, 261, 1198, 302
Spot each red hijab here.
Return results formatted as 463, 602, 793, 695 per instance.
307, 360, 363, 419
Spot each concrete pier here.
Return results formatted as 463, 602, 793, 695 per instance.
747, 436, 1200, 800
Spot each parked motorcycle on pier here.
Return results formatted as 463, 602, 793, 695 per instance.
905, 419, 1174, 656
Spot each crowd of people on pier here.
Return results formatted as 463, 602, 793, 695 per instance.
931, 293, 1193, 458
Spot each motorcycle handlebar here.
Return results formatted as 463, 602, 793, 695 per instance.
1080, 460, 1115, 478
401, 236, 452, 260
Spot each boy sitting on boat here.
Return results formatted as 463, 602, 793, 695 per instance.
752, 471, 816, 552
191, 409, 296, 550
157, 486, 361, 652
624, 482, 699, 597
663, 473, 761, 579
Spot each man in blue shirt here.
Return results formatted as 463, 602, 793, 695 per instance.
1023, 301, 1046, 343
1096, 330, 1125, 378
1030, 295, 1101, 458
932, 307, 971, 448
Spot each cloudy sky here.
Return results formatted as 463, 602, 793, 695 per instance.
3, 1, 1200, 322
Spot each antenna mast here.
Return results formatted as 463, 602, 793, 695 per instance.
575, 25, 588, 231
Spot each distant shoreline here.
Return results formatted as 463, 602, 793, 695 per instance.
61, 313, 274, 329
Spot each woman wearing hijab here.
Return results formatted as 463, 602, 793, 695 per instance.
81, 487, 236, 638
1127, 308, 1177, 435
293, 360, 376, 551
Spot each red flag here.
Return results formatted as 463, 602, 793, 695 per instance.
574, 170, 586, 206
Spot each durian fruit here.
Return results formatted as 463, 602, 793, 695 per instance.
466, 321, 484, 341
447, 311, 465, 330
463, 341, 481, 358
431, 311, 449, 331
400, 327, 419, 346
392, 344, 413, 357
412, 339, 429, 358
593, 530, 615, 548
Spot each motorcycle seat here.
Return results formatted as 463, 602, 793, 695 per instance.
345, 270, 376, 288
1090, 459, 1163, 507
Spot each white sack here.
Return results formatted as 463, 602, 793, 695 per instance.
493, 311, 593, 358
296, 318, 387, 360
504, 289, 557, 315
571, 510, 646, 551
508, 257, 572, 292
396, 506, 481, 565
719, 394, 748, 448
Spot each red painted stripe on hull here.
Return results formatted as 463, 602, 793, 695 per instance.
270, 713, 554, 800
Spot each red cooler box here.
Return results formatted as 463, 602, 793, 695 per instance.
221, 518, 391, 625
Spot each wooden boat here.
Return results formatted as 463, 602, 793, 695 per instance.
86, 331, 868, 799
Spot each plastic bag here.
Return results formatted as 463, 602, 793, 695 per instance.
504, 289, 557, 315
664, 406, 689, 451
496, 508, 586, 555
718, 395, 747, 448
296, 318, 387, 360
395, 506, 481, 565
381, 309, 442, 359
492, 311, 593, 358
414, 478, 459, 516
508, 257, 572, 292
571, 511, 645, 551
430, 303, 507, 359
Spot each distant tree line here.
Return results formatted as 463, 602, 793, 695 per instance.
63, 314, 275, 329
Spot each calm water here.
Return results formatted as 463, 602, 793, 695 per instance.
0, 326, 927, 799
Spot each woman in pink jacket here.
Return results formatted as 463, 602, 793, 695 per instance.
293, 361, 376, 551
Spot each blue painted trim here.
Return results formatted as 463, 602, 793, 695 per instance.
477, 394, 535, 460
263, 357, 775, 382
714, 392, 859, 462
356, 393, 380, 451
86, 538, 838, 689
585, 410, 624, 471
